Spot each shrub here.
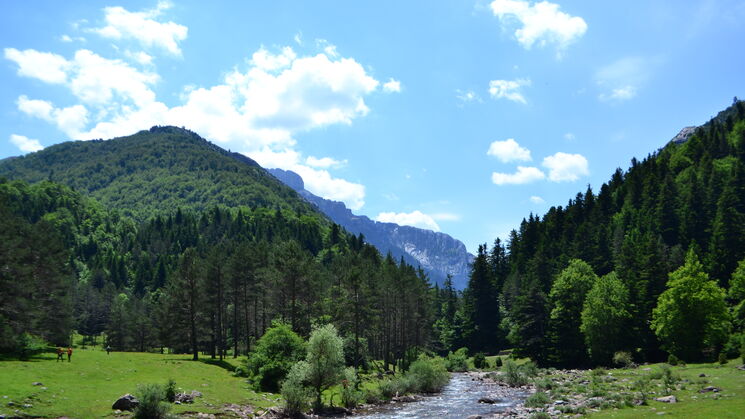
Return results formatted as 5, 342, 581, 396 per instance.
473, 352, 487, 369
363, 386, 383, 404
164, 378, 177, 403
718, 352, 728, 365
521, 361, 538, 377
244, 322, 306, 392
612, 351, 634, 368
660, 364, 680, 395
134, 383, 171, 419
530, 413, 551, 419
407, 356, 449, 393
379, 377, 412, 398
524, 391, 550, 408
445, 348, 469, 372
16, 333, 47, 360
340, 367, 363, 409
281, 361, 311, 416
667, 353, 680, 366
503, 360, 528, 387
534, 377, 553, 391
495, 356, 503, 368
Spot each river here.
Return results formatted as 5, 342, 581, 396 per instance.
354, 373, 527, 419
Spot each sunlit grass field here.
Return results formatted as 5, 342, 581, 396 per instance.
0, 347, 279, 418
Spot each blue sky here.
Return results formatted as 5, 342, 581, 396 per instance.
2, 0, 745, 253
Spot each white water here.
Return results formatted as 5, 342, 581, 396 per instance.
355, 373, 526, 418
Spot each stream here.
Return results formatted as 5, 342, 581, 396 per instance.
354, 373, 527, 419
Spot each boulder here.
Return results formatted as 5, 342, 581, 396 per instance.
175, 392, 194, 404
112, 394, 139, 411
477, 397, 498, 404
654, 395, 677, 403
467, 415, 483, 419
32, 382, 43, 386
699, 386, 720, 393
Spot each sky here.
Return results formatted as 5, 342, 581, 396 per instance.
2, 0, 745, 253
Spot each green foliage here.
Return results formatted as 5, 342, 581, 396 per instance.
524, 391, 550, 408
339, 367, 363, 409
503, 359, 529, 387
134, 383, 171, 419
659, 364, 680, 395
445, 347, 469, 372
718, 352, 728, 365
280, 361, 312, 416
244, 322, 306, 392
581, 272, 631, 365
652, 249, 731, 361
549, 259, 598, 367
406, 356, 450, 393
612, 351, 634, 368
529, 413, 551, 419
16, 333, 48, 361
304, 324, 345, 409
164, 378, 177, 403
473, 352, 487, 369
667, 353, 680, 366
495, 356, 503, 368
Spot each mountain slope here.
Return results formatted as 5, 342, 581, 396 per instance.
0, 126, 319, 220
269, 168, 474, 288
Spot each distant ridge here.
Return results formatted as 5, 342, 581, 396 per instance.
269, 168, 474, 288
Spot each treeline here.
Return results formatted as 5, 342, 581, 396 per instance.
0, 178, 434, 369
438, 100, 745, 367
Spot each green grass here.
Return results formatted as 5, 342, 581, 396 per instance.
587, 360, 745, 419
0, 348, 280, 418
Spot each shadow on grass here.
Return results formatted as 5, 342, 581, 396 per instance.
200, 358, 237, 373
0, 351, 58, 362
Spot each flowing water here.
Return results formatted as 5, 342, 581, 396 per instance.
354, 373, 526, 419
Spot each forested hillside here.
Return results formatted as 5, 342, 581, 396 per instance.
439, 100, 745, 367
0, 164, 435, 370
0, 126, 318, 219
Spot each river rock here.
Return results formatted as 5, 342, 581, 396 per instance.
654, 395, 677, 403
175, 392, 194, 403
478, 397, 498, 404
32, 382, 43, 386
699, 386, 720, 393
467, 415, 483, 419
112, 394, 139, 410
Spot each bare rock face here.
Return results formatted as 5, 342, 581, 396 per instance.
671, 126, 697, 144
112, 394, 139, 410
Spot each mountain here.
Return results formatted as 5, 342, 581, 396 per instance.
0, 126, 319, 220
269, 168, 474, 288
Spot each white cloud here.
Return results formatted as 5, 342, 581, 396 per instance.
595, 57, 656, 102
489, 0, 587, 55
598, 85, 637, 102
529, 195, 545, 204
4, 48, 69, 84
250, 46, 296, 71
125, 50, 154, 66
93, 2, 187, 56
456, 89, 482, 104
9, 134, 44, 153
563, 132, 575, 141
382, 78, 401, 93
17, 96, 89, 138
491, 166, 545, 185
375, 210, 441, 232
542, 152, 589, 182
488, 78, 531, 103
487, 138, 532, 162
305, 156, 347, 168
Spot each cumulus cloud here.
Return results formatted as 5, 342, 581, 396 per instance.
4, 48, 69, 84
487, 138, 532, 162
93, 1, 187, 56
529, 195, 545, 204
491, 166, 545, 185
489, 0, 587, 55
542, 152, 589, 181
375, 210, 441, 232
9, 134, 44, 153
382, 78, 401, 93
17, 96, 89, 138
488, 78, 531, 104
456, 89, 482, 105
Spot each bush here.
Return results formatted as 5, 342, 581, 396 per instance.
525, 391, 550, 408
134, 383, 171, 419
379, 377, 412, 398
407, 356, 449, 393
495, 356, 503, 368
445, 348, 469, 372
503, 360, 528, 387
164, 378, 177, 403
667, 353, 680, 366
535, 377, 553, 391
718, 352, 728, 365
281, 361, 311, 416
530, 413, 551, 419
660, 364, 680, 395
521, 361, 538, 377
473, 352, 487, 369
612, 351, 634, 368
340, 367, 363, 409
16, 333, 47, 360
244, 322, 306, 392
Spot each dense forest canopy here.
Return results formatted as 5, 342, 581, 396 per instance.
2, 101, 745, 370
